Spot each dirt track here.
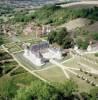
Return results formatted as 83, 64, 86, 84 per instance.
61, 1, 98, 7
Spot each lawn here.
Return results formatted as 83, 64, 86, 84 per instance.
83, 53, 98, 63
63, 55, 98, 70
62, 54, 98, 92
12, 72, 38, 85
35, 64, 98, 92
35, 66, 67, 83
57, 53, 72, 63
14, 52, 41, 70
10, 67, 26, 76
63, 57, 83, 69
69, 72, 95, 93
77, 70, 98, 84
78, 56, 98, 70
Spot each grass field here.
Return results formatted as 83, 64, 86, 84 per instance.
83, 53, 98, 63
77, 55, 98, 70
69, 72, 95, 92
12, 72, 38, 85
15, 52, 41, 70
63, 57, 83, 69
35, 66, 67, 83
61, 54, 98, 92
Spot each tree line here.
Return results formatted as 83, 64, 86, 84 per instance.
48, 27, 74, 49
11, 5, 98, 25
1, 79, 97, 100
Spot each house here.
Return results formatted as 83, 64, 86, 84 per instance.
87, 42, 98, 52
23, 41, 62, 66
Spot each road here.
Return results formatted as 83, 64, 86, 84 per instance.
61, 1, 98, 8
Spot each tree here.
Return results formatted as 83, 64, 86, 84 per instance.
48, 30, 57, 44
0, 37, 3, 45
48, 27, 73, 49
54, 80, 78, 100
95, 53, 98, 57
62, 36, 74, 49
80, 92, 90, 100
14, 80, 78, 100
0, 79, 17, 100
76, 38, 89, 50
14, 80, 60, 100
55, 27, 68, 45
60, 80, 78, 97
0, 66, 3, 76
91, 32, 98, 40
89, 87, 98, 100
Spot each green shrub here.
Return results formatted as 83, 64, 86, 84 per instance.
91, 32, 98, 40
95, 53, 98, 57
48, 27, 73, 49
76, 38, 89, 50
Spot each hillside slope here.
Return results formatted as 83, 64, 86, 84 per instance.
59, 18, 91, 31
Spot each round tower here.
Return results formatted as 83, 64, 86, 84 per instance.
87, 41, 92, 52
74, 45, 78, 51
23, 43, 30, 56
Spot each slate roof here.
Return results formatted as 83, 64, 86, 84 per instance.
30, 41, 49, 53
